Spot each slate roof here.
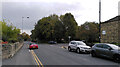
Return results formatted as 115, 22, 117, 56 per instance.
102, 15, 120, 24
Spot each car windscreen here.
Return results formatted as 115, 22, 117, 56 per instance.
77, 42, 86, 45
30, 43, 36, 45
109, 44, 120, 50
29, 43, 33, 45
32, 43, 36, 45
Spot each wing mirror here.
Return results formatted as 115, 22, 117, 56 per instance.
108, 47, 112, 50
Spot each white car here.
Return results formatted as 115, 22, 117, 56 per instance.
68, 41, 91, 53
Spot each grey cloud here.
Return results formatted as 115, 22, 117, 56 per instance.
2, 2, 83, 33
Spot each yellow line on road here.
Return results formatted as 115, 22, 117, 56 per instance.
61, 46, 67, 49
31, 50, 44, 67
32, 50, 44, 67
31, 50, 40, 67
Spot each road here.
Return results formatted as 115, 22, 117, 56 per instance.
2, 42, 120, 67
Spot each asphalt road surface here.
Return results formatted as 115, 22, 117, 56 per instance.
2, 42, 120, 67
34, 44, 119, 65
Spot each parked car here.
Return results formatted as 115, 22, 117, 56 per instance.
91, 43, 120, 63
48, 41, 57, 44
29, 43, 38, 49
68, 41, 91, 53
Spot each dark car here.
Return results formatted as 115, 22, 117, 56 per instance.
91, 43, 120, 63
48, 41, 57, 44
82, 40, 94, 47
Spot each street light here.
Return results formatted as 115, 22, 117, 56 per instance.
22, 17, 24, 33
22, 16, 29, 33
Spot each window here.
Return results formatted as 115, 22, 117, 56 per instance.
109, 44, 119, 49
71, 42, 76, 44
102, 44, 111, 49
77, 42, 86, 45
95, 44, 103, 48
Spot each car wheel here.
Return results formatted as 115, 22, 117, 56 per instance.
91, 51, 96, 57
76, 48, 80, 54
68, 47, 71, 52
113, 55, 120, 63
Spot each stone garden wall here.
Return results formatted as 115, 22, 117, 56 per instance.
2, 42, 23, 59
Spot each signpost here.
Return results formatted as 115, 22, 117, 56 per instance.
68, 36, 71, 42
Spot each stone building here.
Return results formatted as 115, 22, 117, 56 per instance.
101, 16, 120, 44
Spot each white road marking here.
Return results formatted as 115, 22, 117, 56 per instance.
29, 50, 31, 52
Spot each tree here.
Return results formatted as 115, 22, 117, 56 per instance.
31, 14, 59, 42
1, 20, 21, 43
60, 13, 78, 41
21, 32, 31, 41
31, 13, 99, 43
77, 22, 99, 43
31, 13, 78, 42
54, 19, 65, 42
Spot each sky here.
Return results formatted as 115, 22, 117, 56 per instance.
1, 0, 120, 35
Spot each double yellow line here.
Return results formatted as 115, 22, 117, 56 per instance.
61, 46, 67, 49
31, 50, 44, 67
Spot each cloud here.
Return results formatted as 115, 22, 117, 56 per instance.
2, 0, 119, 35
2, 2, 83, 30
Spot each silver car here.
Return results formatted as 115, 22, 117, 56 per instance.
91, 43, 120, 63
68, 41, 91, 53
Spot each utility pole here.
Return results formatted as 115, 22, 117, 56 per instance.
99, 0, 101, 43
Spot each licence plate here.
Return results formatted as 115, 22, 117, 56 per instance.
86, 49, 91, 51
33, 46, 35, 48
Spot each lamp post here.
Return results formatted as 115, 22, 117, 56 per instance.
22, 17, 24, 33
22, 16, 29, 33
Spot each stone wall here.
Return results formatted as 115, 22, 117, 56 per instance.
118, 21, 120, 44
2, 42, 23, 59
101, 21, 119, 43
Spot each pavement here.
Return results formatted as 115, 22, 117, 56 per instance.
2, 42, 120, 67
2, 42, 35, 65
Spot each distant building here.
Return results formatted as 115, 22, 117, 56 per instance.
101, 16, 120, 44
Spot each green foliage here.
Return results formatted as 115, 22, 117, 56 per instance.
31, 13, 99, 43
31, 13, 78, 42
60, 13, 78, 40
77, 22, 99, 42
21, 32, 31, 41
1, 20, 21, 43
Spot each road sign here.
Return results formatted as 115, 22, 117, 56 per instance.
102, 30, 106, 35
68, 36, 71, 38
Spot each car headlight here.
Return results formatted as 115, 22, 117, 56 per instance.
118, 52, 120, 55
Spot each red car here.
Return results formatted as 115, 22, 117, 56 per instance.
29, 43, 38, 49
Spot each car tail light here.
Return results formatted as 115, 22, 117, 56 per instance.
29, 46, 32, 48
36, 46, 38, 48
